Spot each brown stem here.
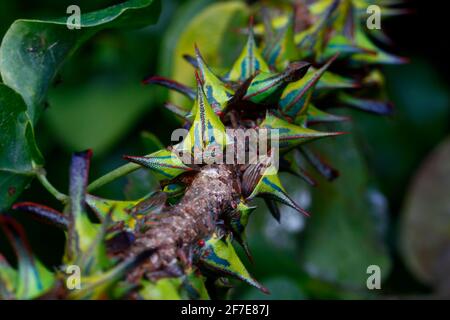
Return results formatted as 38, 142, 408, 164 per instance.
127, 164, 241, 281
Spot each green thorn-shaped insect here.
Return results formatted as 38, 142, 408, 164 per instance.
303, 104, 349, 125
229, 201, 257, 262
321, 34, 372, 62
86, 191, 166, 229
243, 61, 310, 104
175, 73, 230, 161
197, 233, 268, 294
124, 149, 193, 181
195, 45, 234, 113
295, 0, 339, 59
242, 156, 310, 217
316, 68, 359, 90
279, 54, 338, 119
262, 13, 298, 70
0, 217, 55, 300
351, 26, 407, 64
225, 20, 270, 82
260, 112, 342, 150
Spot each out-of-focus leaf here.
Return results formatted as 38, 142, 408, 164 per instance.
299, 121, 391, 289
0, 84, 43, 211
401, 137, 450, 295
45, 82, 154, 156
0, 0, 162, 207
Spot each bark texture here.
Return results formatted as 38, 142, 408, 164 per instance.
127, 164, 241, 281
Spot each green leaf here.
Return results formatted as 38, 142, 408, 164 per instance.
243, 159, 309, 217
243, 62, 310, 104
0, 0, 162, 123
0, 84, 43, 211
